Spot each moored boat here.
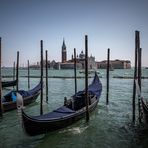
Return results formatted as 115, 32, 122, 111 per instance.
21, 73, 102, 136
2, 81, 42, 112
2, 80, 17, 88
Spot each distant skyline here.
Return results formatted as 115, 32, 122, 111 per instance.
0, 0, 148, 67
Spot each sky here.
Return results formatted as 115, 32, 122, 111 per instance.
0, 0, 148, 67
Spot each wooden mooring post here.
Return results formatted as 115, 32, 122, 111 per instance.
106, 48, 110, 105
132, 30, 140, 123
13, 61, 15, 89
0, 37, 3, 117
40, 40, 43, 115
85, 35, 89, 122
138, 48, 142, 123
74, 48, 77, 95
16, 51, 19, 92
45, 50, 48, 103
13, 61, 15, 81
138, 48, 142, 91
28, 60, 30, 90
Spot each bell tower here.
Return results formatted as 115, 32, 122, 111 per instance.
61, 38, 67, 63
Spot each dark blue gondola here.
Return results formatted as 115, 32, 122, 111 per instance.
2, 80, 17, 88
2, 81, 41, 112
21, 73, 102, 136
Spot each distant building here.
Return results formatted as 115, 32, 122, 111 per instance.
60, 50, 96, 69
29, 40, 131, 70
50, 60, 57, 69
59, 39, 96, 69
96, 59, 131, 69
60, 62, 82, 69
61, 39, 67, 63
29, 62, 40, 69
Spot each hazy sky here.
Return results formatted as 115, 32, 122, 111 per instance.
0, 0, 148, 67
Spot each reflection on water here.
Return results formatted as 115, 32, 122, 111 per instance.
0, 68, 148, 148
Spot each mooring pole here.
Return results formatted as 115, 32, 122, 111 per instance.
74, 48, 77, 95
45, 50, 48, 102
138, 48, 142, 123
106, 48, 110, 105
13, 61, 16, 89
28, 60, 30, 90
16, 51, 19, 92
40, 40, 43, 115
0, 37, 3, 117
138, 48, 142, 91
132, 30, 139, 123
85, 35, 89, 122
13, 61, 15, 80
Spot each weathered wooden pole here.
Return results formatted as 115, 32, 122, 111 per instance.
74, 48, 77, 95
40, 40, 43, 115
85, 35, 89, 122
16, 51, 19, 92
27, 60, 30, 90
132, 30, 139, 123
13, 61, 15, 89
0, 37, 3, 117
106, 48, 110, 105
138, 48, 142, 91
45, 50, 48, 102
138, 48, 142, 123
13, 62, 15, 80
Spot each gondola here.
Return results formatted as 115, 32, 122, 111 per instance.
2, 79, 17, 88
141, 97, 148, 124
21, 73, 102, 136
2, 81, 42, 112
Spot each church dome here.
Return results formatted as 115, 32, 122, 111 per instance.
79, 50, 85, 59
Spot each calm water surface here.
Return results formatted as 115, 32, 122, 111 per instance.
0, 68, 148, 148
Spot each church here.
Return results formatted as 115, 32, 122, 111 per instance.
48, 39, 131, 70
59, 39, 96, 69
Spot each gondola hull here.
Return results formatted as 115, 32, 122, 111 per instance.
2, 80, 17, 88
2, 81, 42, 112
3, 92, 40, 112
22, 98, 98, 136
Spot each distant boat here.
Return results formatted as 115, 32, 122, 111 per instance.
79, 70, 100, 74
2, 80, 17, 88
21, 73, 102, 136
2, 81, 42, 112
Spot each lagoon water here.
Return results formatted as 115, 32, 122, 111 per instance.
0, 68, 148, 148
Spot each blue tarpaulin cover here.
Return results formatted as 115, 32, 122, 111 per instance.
33, 73, 102, 120
2, 81, 41, 102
